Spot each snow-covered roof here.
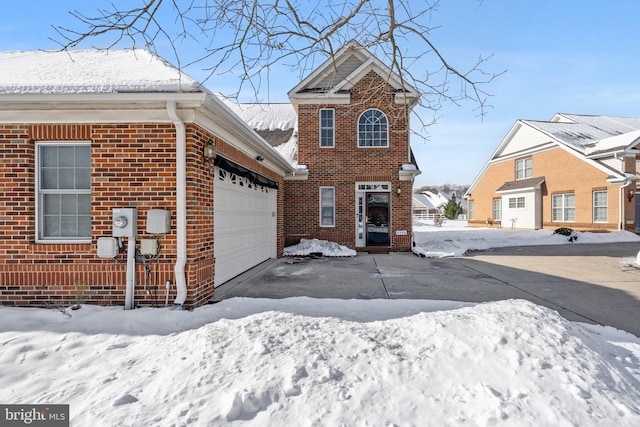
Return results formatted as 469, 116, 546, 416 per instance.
217, 95, 300, 166
413, 191, 449, 210
524, 114, 640, 154
218, 97, 296, 132
0, 49, 204, 94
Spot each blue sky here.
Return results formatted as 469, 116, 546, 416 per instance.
2, 1, 640, 188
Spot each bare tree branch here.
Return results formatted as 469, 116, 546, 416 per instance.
51, 0, 504, 126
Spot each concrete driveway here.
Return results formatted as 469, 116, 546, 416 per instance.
213, 242, 640, 337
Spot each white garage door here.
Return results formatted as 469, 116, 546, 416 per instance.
214, 167, 277, 286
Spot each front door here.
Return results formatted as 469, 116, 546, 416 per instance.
366, 193, 390, 246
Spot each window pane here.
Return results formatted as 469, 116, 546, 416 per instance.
60, 216, 77, 237
76, 167, 91, 189
40, 146, 58, 167
61, 194, 77, 214
43, 215, 60, 237
78, 215, 92, 236
58, 146, 75, 167
44, 194, 61, 214
78, 194, 91, 214
76, 145, 90, 165
41, 168, 58, 189
58, 168, 75, 189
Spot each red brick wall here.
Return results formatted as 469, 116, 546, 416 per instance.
284, 71, 414, 250
0, 122, 285, 308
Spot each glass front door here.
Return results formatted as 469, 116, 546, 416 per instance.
366, 193, 390, 246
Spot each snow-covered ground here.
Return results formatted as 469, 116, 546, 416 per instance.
2, 222, 640, 426
413, 219, 640, 257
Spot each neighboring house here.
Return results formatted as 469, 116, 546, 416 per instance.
0, 43, 421, 308
465, 114, 640, 231
0, 49, 295, 308
412, 191, 449, 218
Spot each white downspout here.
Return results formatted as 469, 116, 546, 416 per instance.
167, 100, 187, 305
619, 177, 633, 231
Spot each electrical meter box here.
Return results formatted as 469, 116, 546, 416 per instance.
112, 208, 137, 238
146, 209, 171, 234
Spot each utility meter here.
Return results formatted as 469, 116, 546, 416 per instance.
113, 216, 128, 229
112, 208, 138, 237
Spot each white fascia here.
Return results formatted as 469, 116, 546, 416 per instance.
0, 92, 205, 123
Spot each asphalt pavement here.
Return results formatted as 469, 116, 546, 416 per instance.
213, 242, 640, 337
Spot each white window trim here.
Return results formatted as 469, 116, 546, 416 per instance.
319, 186, 335, 227
552, 193, 575, 222
508, 196, 525, 209
492, 199, 502, 221
35, 141, 92, 244
319, 108, 335, 148
593, 190, 608, 223
357, 108, 389, 148
515, 157, 532, 180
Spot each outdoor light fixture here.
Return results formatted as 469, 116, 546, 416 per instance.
397, 187, 402, 195
203, 139, 216, 161
256, 155, 264, 162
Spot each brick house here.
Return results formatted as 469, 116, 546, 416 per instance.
466, 114, 640, 231
232, 42, 422, 251
0, 50, 294, 308
0, 44, 421, 308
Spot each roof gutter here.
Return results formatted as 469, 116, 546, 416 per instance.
167, 100, 187, 305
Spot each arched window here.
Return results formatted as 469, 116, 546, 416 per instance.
358, 109, 388, 147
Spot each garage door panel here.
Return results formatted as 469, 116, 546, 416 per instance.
214, 168, 277, 286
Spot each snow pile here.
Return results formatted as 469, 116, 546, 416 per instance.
1, 299, 639, 426
0, 50, 202, 94
413, 220, 640, 257
284, 238, 356, 257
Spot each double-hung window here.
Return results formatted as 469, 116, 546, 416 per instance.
552, 193, 575, 222
320, 187, 335, 227
319, 109, 335, 147
36, 143, 91, 242
492, 199, 502, 221
593, 190, 608, 223
515, 158, 532, 180
358, 109, 388, 147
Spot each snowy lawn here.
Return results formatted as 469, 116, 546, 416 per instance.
413, 219, 640, 257
2, 222, 640, 426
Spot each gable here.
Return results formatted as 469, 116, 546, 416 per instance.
288, 41, 419, 107
494, 122, 556, 159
